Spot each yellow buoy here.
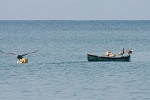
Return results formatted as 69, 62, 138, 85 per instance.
17, 58, 28, 63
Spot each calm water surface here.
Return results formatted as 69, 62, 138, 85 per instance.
0, 20, 150, 100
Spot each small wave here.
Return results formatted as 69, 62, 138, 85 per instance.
36, 61, 88, 65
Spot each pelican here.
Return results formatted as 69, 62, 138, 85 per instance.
105, 51, 112, 56
0, 50, 39, 63
125, 50, 133, 55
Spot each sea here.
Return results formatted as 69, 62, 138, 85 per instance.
0, 20, 150, 100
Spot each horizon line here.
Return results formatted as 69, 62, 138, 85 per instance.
0, 19, 150, 21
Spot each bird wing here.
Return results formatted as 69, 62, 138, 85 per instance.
21, 50, 39, 56
0, 50, 16, 55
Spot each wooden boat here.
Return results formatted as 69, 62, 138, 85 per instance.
87, 54, 131, 62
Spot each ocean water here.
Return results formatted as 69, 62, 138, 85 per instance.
0, 20, 150, 100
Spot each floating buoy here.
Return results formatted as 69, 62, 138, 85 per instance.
17, 58, 28, 63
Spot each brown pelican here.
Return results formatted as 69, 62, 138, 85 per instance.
125, 50, 133, 55
0, 50, 39, 63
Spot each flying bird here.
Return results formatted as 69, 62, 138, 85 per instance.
0, 50, 39, 63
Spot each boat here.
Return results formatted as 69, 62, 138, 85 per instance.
87, 54, 131, 62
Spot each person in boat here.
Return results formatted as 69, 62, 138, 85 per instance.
105, 51, 111, 56
105, 51, 116, 57
0, 50, 39, 63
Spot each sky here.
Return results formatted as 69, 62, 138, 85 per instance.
0, 0, 150, 20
